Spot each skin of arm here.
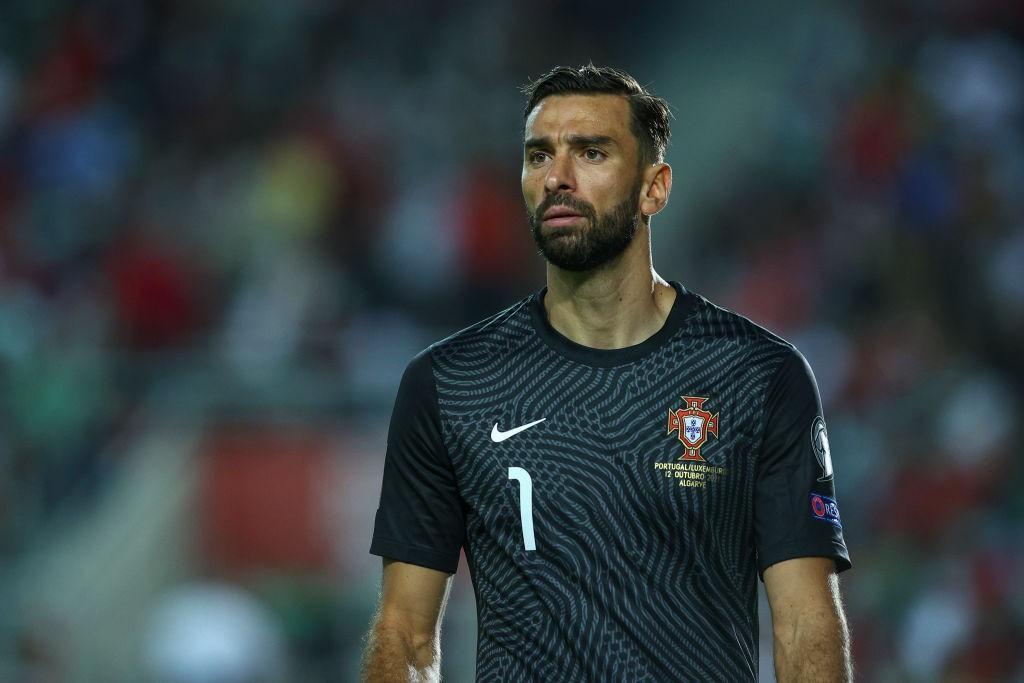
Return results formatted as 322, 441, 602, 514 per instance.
362, 559, 454, 683
764, 556, 852, 682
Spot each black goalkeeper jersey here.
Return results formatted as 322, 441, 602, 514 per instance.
371, 282, 851, 681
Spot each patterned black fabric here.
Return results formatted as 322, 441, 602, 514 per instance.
371, 282, 850, 681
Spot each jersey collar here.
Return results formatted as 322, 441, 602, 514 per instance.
529, 281, 698, 367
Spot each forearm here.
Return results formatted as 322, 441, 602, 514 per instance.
772, 578, 852, 682
362, 622, 440, 683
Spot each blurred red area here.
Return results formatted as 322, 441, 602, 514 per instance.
109, 234, 206, 348
200, 427, 334, 575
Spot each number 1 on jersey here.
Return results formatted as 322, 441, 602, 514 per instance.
508, 467, 536, 551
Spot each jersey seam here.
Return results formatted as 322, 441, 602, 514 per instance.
752, 347, 798, 469
751, 348, 799, 557
424, 345, 459, 476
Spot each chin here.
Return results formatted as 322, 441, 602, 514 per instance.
542, 226, 581, 240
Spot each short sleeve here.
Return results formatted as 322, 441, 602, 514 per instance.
369, 348, 466, 573
754, 348, 851, 579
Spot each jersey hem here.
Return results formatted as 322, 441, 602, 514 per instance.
369, 536, 460, 574
757, 540, 852, 580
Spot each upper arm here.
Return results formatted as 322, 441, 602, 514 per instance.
764, 557, 852, 681
376, 558, 454, 640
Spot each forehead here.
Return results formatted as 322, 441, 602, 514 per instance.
524, 94, 632, 142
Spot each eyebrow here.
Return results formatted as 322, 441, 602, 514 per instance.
523, 134, 618, 150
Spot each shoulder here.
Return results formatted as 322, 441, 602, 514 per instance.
427, 293, 537, 364
687, 291, 804, 368
686, 295, 822, 416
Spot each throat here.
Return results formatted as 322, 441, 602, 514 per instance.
542, 275, 676, 350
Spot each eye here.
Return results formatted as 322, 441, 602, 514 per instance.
527, 151, 549, 165
584, 148, 606, 161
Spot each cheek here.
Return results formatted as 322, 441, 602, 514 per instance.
522, 174, 543, 207
581, 168, 628, 206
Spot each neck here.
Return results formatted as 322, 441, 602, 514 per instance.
543, 226, 676, 349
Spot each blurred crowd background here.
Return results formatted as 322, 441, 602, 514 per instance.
0, 0, 1022, 681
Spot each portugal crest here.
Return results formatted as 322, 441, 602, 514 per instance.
667, 396, 719, 461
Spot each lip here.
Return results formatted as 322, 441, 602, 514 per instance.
542, 206, 582, 220
542, 215, 586, 228
541, 205, 585, 228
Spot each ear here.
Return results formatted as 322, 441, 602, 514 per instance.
639, 163, 672, 218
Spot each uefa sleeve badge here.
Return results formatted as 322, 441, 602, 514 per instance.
809, 493, 842, 527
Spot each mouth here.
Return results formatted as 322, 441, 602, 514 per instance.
541, 206, 585, 228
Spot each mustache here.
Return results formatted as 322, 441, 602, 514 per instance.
533, 193, 597, 223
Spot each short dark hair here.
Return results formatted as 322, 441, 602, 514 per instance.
521, 64, 672, 165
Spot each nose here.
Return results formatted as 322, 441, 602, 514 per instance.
544, 152, 575, 194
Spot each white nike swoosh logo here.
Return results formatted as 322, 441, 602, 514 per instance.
491, 418, 547, 443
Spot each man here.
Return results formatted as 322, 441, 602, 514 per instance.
364, 65, 852, 681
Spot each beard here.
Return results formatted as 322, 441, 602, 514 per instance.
528, 184, 642, 272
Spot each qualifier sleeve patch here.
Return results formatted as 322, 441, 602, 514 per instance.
810, 493, 842, 528
810, 416, 833, 482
